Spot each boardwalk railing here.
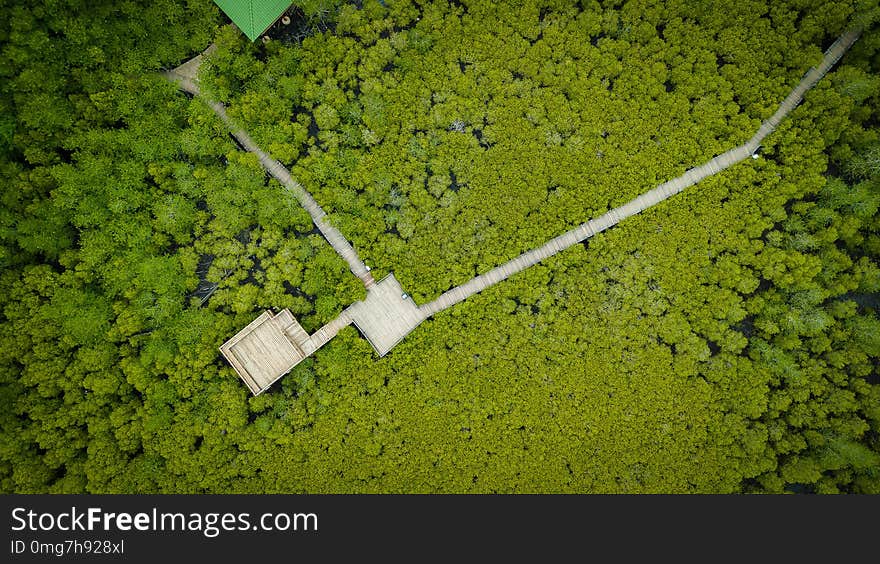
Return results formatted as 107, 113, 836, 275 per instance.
419, 29, 861, 318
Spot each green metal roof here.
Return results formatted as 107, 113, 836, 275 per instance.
214, 0, 293, 42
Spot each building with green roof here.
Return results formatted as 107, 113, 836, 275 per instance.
214, 0, 293, 42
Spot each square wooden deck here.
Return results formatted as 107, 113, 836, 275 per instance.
219, 310, 306, 395
346, 274, 425, 356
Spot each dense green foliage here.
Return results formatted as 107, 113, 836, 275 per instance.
1, 0, 879, 492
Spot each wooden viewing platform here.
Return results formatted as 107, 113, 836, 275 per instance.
220, 310, 311, 394
172, 29, 860, 395
221, 275, 425, 394
348, 274, 426, 356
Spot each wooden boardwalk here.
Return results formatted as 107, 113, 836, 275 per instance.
419, 29, 861, 318
164, 56, 376, 289
174, 29, 859, 394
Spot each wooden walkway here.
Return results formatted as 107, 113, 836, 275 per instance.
164, 55, 376, 289
419, 29, 861, 318
174, 28, 859, 394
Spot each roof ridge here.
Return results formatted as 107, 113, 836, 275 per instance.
249, 0, 255, 40
213, 1, 291, 41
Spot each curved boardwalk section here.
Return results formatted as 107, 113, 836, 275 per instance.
419, 29, 861, 318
